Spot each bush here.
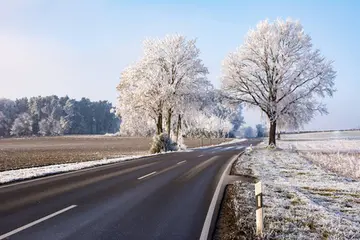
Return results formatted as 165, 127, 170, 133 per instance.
150, 133, 178, 153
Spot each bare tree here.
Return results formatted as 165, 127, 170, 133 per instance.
221, 19, 336, 146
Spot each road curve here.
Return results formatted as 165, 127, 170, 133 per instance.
0, 139, 259, 240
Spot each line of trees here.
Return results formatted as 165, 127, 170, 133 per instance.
117, 18, 336, 146
0, 96, 119, 137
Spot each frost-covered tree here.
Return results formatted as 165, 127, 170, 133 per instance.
0, 96, 118, 137
243, 126, 255, 138
181, 89, 235, 138
142, 34, 209, 136
117, 34, 209, 138
117, 62, 164, 136
15, 98, 29, 115
256, 124, 265, 138
39, 117, 63, 136
10, 113, 33, 137
0, 99, 17, 137
221, 19, 336, 146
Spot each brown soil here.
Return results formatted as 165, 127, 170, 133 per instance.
0, 136, 229, 171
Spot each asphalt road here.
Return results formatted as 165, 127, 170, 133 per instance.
0, 139, 259, 240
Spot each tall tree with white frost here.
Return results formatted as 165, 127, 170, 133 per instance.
221, 19, 336, 146
117, 34, 209, 139
10, 113, 33, 137
142, 34, 209, 136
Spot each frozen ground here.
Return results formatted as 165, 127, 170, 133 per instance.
279, 139, 360, 152
234, 145, 360, 239
278, 139, 360, 180
0, 135, 231, 171
281, 130, 360, 141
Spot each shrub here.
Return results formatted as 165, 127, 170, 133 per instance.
150, 133, 178, 153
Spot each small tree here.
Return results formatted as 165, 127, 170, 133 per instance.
39, 117, 63, 136
243, 126, 255, 138
256, 124, 265, 138
10, 113, 33, 137
221, 19, 336, 146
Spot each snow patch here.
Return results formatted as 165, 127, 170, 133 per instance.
0, 151, 173, 184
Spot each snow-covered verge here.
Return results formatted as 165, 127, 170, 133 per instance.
191, 138, 247, 150
0, 155, 146, 184
233, 146, 360, 239
0, 139, 243, 184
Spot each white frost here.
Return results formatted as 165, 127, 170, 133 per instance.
234, 145, 360, 239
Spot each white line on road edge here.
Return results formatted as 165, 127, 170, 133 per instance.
137, 171, 157, 180
199, 154, 240, 240
0, 205, 77, 240
177, 160, 187, 165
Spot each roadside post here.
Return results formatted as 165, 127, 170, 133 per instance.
255, 181, 263, 236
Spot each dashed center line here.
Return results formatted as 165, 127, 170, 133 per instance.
177, 160, 187, 165
0, 205, 77, 240
198, 154, 204, 157
137, 171, 157, 180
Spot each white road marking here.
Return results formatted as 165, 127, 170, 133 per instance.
137, 171, 157, 180
181, 156, 218, 180
177, 160, 187, 165
199, 153, 241, 240
0, 205, 77, 240
198, 154, 204, 157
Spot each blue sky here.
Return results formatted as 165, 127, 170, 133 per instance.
0, 0, 359, 130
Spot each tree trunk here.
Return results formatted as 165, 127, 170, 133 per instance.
277, 132, 281, 140
166, 108, 172, 136
269, 120, 277, 146
156, 112, 163, 135
175, 114, 181, 143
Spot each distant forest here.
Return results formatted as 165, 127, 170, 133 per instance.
0, 96, 120, 137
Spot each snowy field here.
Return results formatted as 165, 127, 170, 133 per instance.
233, 145, 360, 239
279, 139, 360, 152
278, 136, 360, 179
281, 130, 360, 141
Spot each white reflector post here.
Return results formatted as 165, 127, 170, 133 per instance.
255, 181, 263, 236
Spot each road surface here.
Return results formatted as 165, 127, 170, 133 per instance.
0, 139, 259, 240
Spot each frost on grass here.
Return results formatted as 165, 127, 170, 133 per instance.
279, 139, 360, 152
278, 140, 360, 179
214, 183, 256, 240
233, 147, 360, 239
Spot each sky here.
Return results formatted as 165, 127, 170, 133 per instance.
0, 0, 359, 130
